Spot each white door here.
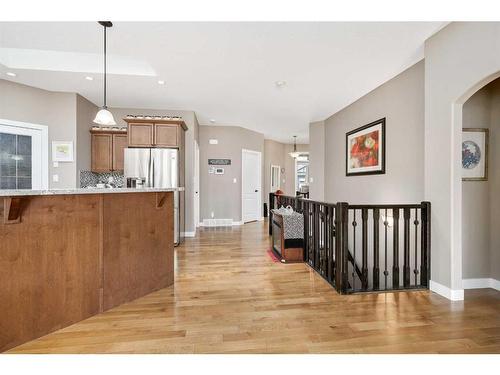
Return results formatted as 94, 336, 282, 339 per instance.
242, 149, 262, 223
194, 140, 200, 229
0, 119, 48, 190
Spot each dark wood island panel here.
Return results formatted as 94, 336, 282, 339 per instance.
0, 191, 174, 352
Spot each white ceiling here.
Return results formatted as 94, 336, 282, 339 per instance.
0, 22, 444, 143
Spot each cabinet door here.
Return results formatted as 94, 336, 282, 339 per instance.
91, 134, 112, 172
128, 123, 153, 147
154, 124, 178, 147
112, 134, 128, 171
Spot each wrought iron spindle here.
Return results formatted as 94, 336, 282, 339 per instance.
392, 208, 400, 289
373, 208, 380, 290
384, 208, 388, 290
361, 208, 368, 290
403, 208, 411, 288
352, 209, 357, 291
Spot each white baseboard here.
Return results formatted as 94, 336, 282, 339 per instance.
232, 221, 243, 226
430, 280, 464, 301
463, 278, 500, 291
182, 231, 196, 238
200, 219, 241, 227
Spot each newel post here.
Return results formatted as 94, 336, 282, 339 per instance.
335, 202, 349, 294
269, 193, 274, 235
420, 201, 431, 287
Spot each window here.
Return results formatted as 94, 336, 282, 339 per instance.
0, 133, 32, 189
270, 164, 281, 192
295, 154, 309, 192
0, 120, 48, 190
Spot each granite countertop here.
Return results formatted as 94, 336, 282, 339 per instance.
0, 187, 185, 197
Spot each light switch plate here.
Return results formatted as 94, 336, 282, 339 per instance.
309, 177, 314, 183
53, 161, 59, 168
52, 174, 59, 182
233, 178, 237, 183
209, 139, 218, 145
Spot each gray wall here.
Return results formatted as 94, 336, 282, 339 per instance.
264, 139, 285, 205
0, 79, 78, 188
76, 94, 98, 176
323, 60, 425, 204
424, 22, 500, 294
309, 121, 325, 201
488, 80, 500, 281
461, 86, 491, 279
199, 125, 264, 223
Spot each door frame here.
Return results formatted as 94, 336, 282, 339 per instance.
194, 139, 200, 230
241, 148, 262, 223
0, 118, 49, 189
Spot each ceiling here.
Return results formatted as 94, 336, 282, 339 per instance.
0, 22, 444, 143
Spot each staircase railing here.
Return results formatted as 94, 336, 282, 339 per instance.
269, 193, 431, 294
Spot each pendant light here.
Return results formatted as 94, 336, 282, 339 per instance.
93, 21, 116, 126
289, 135, 301, 158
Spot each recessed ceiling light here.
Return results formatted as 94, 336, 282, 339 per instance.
85, 76, 94, 81
210, 119, 216, 124
6, 72, 17, 77
275, 80, 287, 88
158, 80, 165, 85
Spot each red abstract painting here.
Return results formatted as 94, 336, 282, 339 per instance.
349, 130, 380, 168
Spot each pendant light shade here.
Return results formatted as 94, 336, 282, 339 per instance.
94, 108, 116, 126
289, 136, 301, 158
94, 21, 116, 126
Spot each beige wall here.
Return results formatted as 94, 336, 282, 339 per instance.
199, 125, 264, 223
323, 60, 424, 205
425, 22, 500, 296
0, 79, 78, 188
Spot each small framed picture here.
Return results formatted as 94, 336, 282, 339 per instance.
52, 141, 74, 162
346, 118, 386, 176
462, 128, 488, 181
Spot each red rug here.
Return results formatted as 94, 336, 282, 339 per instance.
267, 248, 281, 263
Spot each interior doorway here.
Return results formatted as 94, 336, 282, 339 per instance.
194, 139, 200, 231
0, 119, 48, 190
242, 149, 262, 223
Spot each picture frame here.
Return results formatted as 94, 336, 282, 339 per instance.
52, 141, 74, 162
346, 118, 386, 176
462, 128, 488, 181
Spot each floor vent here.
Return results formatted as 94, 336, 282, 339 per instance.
202, 219, 233, 227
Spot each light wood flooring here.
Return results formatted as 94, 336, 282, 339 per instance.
7, 221, 500, 353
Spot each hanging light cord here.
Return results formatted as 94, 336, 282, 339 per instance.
103, 24, 107, 109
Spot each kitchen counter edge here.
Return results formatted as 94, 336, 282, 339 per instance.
0, 187, 185, 197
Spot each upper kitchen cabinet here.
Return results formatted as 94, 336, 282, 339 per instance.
91, 130, 128, 172
124, 119, 187, 148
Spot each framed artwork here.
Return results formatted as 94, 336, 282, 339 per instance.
346, 118, 386, 176
52, 141, 74, 162
462, 128, 488, 181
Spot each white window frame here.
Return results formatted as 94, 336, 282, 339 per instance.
270, 164, 281, 193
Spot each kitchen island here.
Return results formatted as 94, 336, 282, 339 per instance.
0, 188, 181, 352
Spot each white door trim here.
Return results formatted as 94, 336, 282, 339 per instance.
241, 148, 262, 223
193, 139, 200, 232
0, 118, 49, 189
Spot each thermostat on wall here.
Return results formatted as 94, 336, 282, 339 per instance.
215, 167, 224, 175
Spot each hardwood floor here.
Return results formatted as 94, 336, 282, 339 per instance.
7, 221, 500, 354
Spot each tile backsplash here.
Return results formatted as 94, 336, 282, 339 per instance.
80, 170, 124, 188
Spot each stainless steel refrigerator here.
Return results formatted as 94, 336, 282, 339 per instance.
124, 148, 183, 245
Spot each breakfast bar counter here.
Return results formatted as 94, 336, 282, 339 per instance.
0, 188, 180, 352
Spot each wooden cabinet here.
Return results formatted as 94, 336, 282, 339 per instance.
124, 119, 187, 148
112, 134, 128, 171
128, 123, 154, 147
155, 124, 179, 147
91, 131, 128, 172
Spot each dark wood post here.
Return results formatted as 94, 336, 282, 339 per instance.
420, 201, 431, 287
269, 193, 274, 235
335, 202, 349, 294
